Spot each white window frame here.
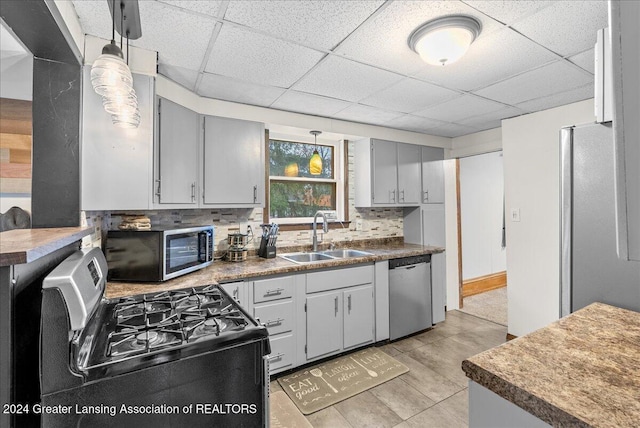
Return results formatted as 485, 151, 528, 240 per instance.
267, 134, 345, 224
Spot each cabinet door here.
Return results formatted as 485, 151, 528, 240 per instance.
421, 146, 444, 204
371, 139, 398, 204
156, 98, 199, 204
221, 281, 246, 309
397, 143, 422, 205
422, 204, 445, 247
306, 291, 342, 360
343, 284, 374, 349
202, 116, 264, 206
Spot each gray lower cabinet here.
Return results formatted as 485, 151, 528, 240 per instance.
220, 281, 248, 310
343, 284, 374, 349
251, 275, 297, 374
306, 290, 343, 360
305, 265, 375, 362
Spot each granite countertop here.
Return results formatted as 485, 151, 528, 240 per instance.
0, 227, 93, 266
462, 303, 640, 427
105, 241, 443, 299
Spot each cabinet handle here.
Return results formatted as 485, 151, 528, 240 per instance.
390, 189, 396, 203
191, 182, 196, 202
233, 288, 239, 300
423, 190, 429, 203
253, 185, 258, 203
155, 179, 161, 197
400, 189, 405, 202
265, 318, 284, 327
334, 296, 338, 315
265, 288, 284, 296
267, 353, 284, 361
348, 294, 352, 312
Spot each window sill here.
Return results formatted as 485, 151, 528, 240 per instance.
275, 221, 351, 232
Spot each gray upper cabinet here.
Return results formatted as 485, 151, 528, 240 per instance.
421, 146, 444, 204
202, 116, 264, 207
81, 67, 154, 211
372, 139, 398, 204
354, 138, 421, 207
155, 98, 199, 206
397, 143, 422, 204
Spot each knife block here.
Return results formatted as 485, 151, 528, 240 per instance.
258, 236, 276, 259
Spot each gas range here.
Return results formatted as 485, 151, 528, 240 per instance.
39, 248, 270, 427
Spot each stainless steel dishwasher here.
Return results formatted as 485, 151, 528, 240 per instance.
389, 254, 432, 341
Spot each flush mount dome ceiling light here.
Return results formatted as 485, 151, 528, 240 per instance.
408, 15, 482, 66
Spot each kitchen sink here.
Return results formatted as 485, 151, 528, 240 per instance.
279, 252, 336, 264
320, 249, 373, 258
280, 249, 373, 264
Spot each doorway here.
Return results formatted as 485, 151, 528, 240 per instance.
457, 152, 507, 325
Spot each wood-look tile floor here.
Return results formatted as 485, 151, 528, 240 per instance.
271, 310, 507, 428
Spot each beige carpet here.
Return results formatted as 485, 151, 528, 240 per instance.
277, 347, 409, 415
460, 286, 508, 326
270, 391, 313, 428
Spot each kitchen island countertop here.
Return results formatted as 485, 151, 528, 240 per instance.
0, 227, 93, 266
462, 302, 640, 427
106, 241, 443, 298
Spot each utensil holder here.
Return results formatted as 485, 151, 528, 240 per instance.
258, 236, 276, 259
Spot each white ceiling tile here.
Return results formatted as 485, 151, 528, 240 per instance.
134, 2, 216, 70
360, 78, 459, 113
198, 73, 286, 107
413, 95, 507, 122
383, 114, 448, 133
224, 1, 384, 50
158, 64, 199, 91
462, 1, 554, 25
335, 0, 504, 76
156, 1, 225, 18
473, 61, 593, 105
511, 1, 608, 56
294, 55, 404, 102
71, 1, 113, 41
412, 27, 558, 91
429, 122, 479, 138
515, 83, 594, 113
271, 91, 353, 117
205, 25, 324, 88
457, 106, 525, 127
568, 49, 595, 74
332, 104, 404, 125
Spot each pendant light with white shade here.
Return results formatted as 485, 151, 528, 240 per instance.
90, 0, 140, 128
408, 15, 482, 66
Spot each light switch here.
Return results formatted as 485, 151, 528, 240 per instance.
511, 208, 521, 222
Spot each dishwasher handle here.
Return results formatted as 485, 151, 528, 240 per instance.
388, 254, 431, 269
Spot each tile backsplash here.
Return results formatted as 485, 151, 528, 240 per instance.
85, 141, 405, 252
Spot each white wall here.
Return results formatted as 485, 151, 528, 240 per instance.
450, 127, 502, 158
460, 151, 506, 280
502, 99, 594, 337
444, 159, 460, 310
0, 54, 32, 100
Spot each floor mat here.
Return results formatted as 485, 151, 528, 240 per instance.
277, 347, 409, 415
270, 390, 313, 428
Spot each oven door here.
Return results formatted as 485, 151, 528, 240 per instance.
164, 228, 213, 280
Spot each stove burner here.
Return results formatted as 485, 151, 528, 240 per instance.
136, 331, 160, 345
203, 318, 227, 332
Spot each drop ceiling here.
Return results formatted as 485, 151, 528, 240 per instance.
70, 0, 607, 138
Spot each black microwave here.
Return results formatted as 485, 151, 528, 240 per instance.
106, 226, 214, 282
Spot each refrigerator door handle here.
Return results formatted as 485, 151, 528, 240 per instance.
560, 127, 574, 318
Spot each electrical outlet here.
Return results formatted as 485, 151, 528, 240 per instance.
355, 219, 363, 231
511, 208, 521, 222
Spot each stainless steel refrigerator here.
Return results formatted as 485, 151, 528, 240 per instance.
560, 123, 640, 316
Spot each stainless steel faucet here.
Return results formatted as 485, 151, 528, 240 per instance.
312, 211, 329, 252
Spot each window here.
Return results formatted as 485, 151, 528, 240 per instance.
267, 137, 345, 223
